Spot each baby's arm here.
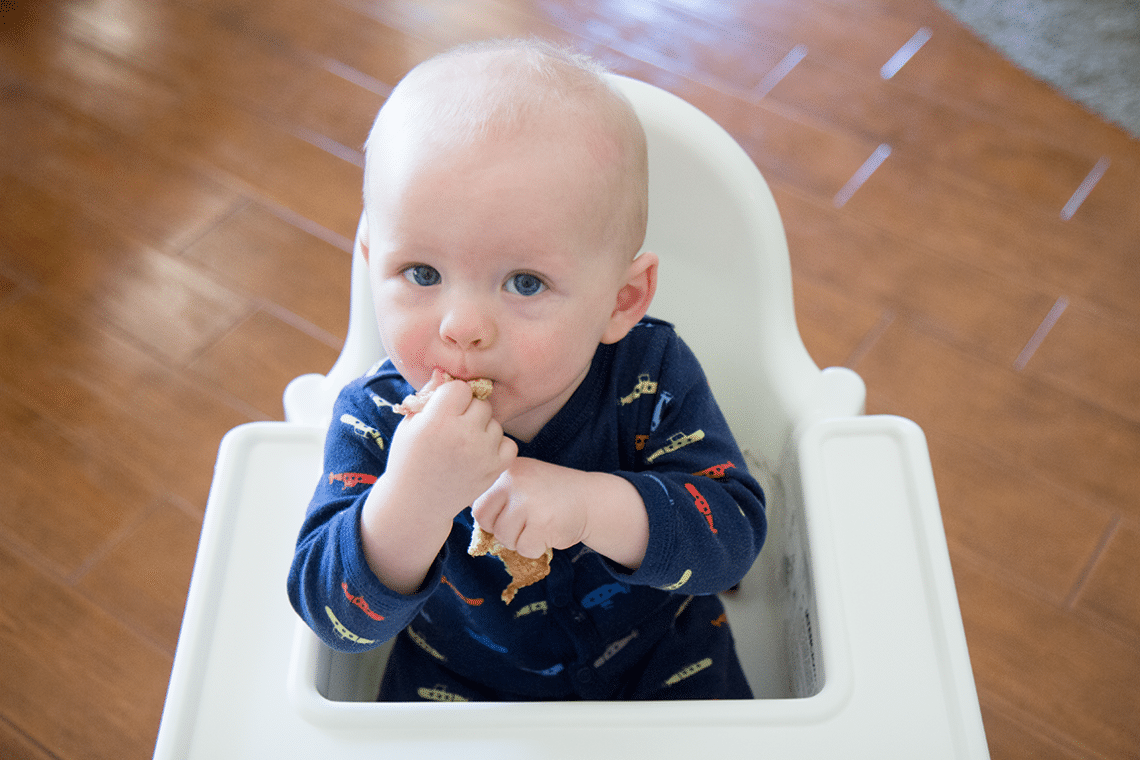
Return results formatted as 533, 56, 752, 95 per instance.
361, 378, 516, 594
288, 374, 514, 651
615, 340, 768, 594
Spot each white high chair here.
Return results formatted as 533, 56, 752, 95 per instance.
154, 75, 989, 759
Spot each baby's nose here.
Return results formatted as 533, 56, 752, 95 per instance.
439, 299, 496, 349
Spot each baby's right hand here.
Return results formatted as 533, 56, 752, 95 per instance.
385, 378, 517, 520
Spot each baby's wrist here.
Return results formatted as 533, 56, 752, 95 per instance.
363, 476, 456, 546
360, 479, 454, 595
581, 473, 649, 570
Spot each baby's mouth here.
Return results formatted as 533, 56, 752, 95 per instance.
436, 365, 491, 385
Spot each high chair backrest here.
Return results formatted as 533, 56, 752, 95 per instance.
283, 75, 865, 465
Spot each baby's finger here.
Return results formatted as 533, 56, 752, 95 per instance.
497, 435, 518, 467
420, 378, 475, 416
472, 475, 509, 534
461, 394, 496, 428
513, 530, 551, 560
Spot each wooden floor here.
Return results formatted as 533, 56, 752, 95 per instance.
2, 0, 1138, 757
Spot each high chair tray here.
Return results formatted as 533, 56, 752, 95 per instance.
154, 417, 988, 759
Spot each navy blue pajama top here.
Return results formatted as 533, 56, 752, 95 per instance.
288, 317, 767, 700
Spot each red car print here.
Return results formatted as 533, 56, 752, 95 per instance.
329, 471, 378, 490
684, 482, 717, 533
693, 461, 736, 479
441, 575, 484, 606
342, 582, 384, 620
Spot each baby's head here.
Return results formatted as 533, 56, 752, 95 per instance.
360, 39, 658, 441
364, 38, 648, 263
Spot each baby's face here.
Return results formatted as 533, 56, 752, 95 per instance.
364, 129, 635, 442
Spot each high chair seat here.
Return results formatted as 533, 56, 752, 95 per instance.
154, 75, 989, 759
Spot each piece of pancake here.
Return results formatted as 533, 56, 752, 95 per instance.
392, 372, 492, 415
467, 520, 553, 605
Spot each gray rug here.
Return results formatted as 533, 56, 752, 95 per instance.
934, 0, 1140, 139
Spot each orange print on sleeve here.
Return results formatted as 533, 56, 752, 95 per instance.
684, 482, 717, 533
693, 461, 735, 479
342, 582, 384, 620
329, 472, 378, 490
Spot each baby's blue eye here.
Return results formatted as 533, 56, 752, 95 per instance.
403, 265, 441, 287
505, 273, 546, 297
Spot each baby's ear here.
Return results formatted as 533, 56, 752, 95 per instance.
601, 252, 659, 345
357, 213, 371, 263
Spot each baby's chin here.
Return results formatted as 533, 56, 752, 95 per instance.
496, 387, 578, 443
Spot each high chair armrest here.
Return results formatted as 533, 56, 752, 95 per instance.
793, 414, 989, 759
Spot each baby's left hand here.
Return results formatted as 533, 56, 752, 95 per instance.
472, 458, 650, 570
472, 458, 591, 560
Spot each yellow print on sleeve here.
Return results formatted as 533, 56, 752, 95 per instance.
325, 606, 376, 645
340, 413, 384, 449
368, 390, 396, 411
645, 430, 705, 463
619, 374, 658, 405
658, 569, 693, 591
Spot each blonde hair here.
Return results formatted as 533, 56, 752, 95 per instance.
364, 39, 649, 260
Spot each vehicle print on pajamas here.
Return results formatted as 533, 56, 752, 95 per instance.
417, 685, 468, 702
619, 374, 657, 405
645, 429, 705, 463
407, 625, 447, 662
569, 546, 593, 563
325, 606, 376, 645
635, 434, 649, 451
340, 413, 384, 449
594, 629, 639, 668
519, 663, 565, 677
466, 627, 508, 653
581, 581, 630, 610
329, 471, 378, 490
664, 657, 713, 686
684, 482, 717, 533
673, 595, 694, 619
658, 569, 693, 591
368, 390, 396, 411
441, 575, 484, 606
693, 461, 736, 479
342, 581, 384, 620
515, 600, 548, 619
650, 391, 673, 432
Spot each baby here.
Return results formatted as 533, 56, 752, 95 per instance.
288, 38, 767, 701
